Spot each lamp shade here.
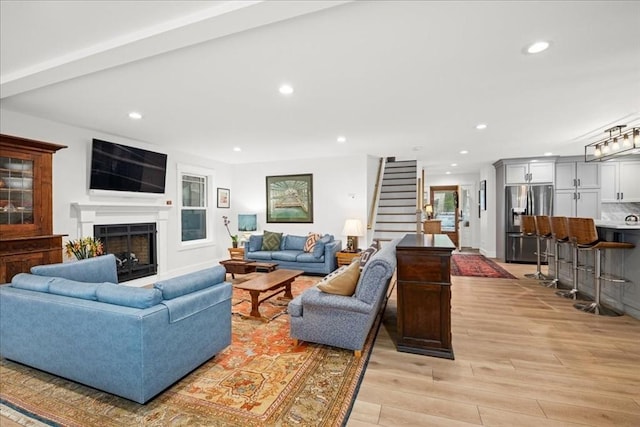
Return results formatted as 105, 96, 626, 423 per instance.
424, 204, 433, 214
342, 219, 364, 236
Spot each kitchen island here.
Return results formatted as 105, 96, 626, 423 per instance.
551, 220, 640, 319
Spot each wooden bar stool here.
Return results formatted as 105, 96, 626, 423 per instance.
534, 215, 555, 286
568, 217, 635, 316
549, 216, 575, 291
522, 215, 550, 281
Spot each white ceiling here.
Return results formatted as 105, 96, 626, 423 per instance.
1, 0, 639, 175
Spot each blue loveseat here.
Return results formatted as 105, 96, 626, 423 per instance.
0, 254, 232, 404
244, 233, 342, 275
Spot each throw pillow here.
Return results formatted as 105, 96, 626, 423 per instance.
261, 230, 283, 251
359, 244, 378, 269
317, 261, 361, 296
304, 233, 322, 252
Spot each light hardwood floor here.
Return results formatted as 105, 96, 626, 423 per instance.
348, 261, 640, 427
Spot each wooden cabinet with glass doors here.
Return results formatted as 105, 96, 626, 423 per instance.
0, 134, 67, 283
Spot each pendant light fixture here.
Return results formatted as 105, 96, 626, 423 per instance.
585, 125, 640, 162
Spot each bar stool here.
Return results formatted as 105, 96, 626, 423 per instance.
522, 215, 550, 281
568, 217, 635, 316
549, 216, 574, 292
534, 215, 555, 286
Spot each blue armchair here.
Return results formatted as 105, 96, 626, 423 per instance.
287, 239, 399, 356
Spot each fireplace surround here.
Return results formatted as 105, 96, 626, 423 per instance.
71, 202, 171, 284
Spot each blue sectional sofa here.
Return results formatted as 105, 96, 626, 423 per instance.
0, 254, 232, 404
288, 238, 399, 355
244, 233, 342, 275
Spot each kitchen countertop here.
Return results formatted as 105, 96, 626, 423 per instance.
595, 220, 640, 230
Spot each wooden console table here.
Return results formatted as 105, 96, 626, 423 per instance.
395, 233, 456, 359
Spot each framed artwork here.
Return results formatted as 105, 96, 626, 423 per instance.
480, 180, 487, 211
266, 174, 313, 223
217, 188, 230, 208
238, 214, 257, 231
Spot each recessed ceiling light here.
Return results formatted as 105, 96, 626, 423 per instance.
460, 150, 469, 154
337, 136, 346, 143
544, 152, 553, 156
476, 123, 487, 130
451, 163, 458, 167
128, 112, 142, 120
446, 171, 451, 175
526, 41, 550, 54
279, 84, 294, 95
233, 147, 241, 152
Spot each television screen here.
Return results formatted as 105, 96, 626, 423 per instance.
90, 139, 167, 194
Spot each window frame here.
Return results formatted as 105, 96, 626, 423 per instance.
177, 163, 215, 249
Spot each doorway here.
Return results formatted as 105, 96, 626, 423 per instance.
430, 185, 459, 248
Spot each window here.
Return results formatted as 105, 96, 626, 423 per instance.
180, 172, 209, 243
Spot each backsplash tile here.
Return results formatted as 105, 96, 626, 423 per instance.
601, 202, 640, 221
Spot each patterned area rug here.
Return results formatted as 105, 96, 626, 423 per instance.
0, 275, 380, 426
451, 254, 517, 279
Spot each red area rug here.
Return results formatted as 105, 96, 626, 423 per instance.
0, 275, 381, 426
451, 254, 517, 279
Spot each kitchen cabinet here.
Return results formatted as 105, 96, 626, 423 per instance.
0, 134, 67, 283
555, 189, 600, 218
505, 161, 554, 184
601, 161, 640, 202
555, 162, 600, 190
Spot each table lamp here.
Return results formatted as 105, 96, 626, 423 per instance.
342, 219, 364, 252
424, 204, 433, 220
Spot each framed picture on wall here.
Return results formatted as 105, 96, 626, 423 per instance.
266, 174, 313, 223
480, 180, 487, 211
217, 188, 230, 208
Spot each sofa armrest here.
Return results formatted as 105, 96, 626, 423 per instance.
300, 287, 371, 314
324, 240, 342, 271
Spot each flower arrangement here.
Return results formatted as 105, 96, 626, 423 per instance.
65, 236, 104, 260
222, 216, 239, 247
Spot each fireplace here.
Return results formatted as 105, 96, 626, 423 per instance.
94, 223, 157, 282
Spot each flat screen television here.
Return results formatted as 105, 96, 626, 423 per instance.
89, 139, 167, 194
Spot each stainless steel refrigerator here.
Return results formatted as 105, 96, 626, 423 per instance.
505, 184, 554, 263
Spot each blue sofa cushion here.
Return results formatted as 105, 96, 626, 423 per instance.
161, 282, 232, 323
11, 273, 55, 292
295, 252, 324, 263
272, 250, 302, 262
248, 251, 273, 260
96, 283, 162, 309
248, 235, 263, 252
284, 235, 307, 251
49, 278, 100, 300
154, 266, 225, 300
312, 235, 332, 258
31, 254, 118, 284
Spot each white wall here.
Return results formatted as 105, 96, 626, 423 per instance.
231, 154, 369, 247
479, 164, 497, 258
1, 109, 234, 279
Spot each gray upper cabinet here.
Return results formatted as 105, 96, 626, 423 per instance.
601, 160, 640, 202
505, 161, 555, 184
555, 162, 600, 190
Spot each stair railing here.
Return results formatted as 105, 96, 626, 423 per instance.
367, 157, 385, 230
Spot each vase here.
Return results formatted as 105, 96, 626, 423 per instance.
232, 241, 238, 248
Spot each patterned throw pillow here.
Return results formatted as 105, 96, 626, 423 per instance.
261, 230, 283, 251
359, 244, 378, 269
304, 233, 322, 252
317, 261, 361, 296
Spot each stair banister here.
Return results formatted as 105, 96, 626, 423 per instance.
367, 157, 384, 230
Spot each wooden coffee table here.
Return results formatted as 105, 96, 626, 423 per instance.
219, 259, 257, 279
233, 269, 303, 321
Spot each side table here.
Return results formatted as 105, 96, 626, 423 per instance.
336, 250, 361, 267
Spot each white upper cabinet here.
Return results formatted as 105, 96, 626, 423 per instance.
505, 161, 554, 184
601, 161, 640, 202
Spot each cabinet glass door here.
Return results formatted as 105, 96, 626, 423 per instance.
0, 156, 35, 225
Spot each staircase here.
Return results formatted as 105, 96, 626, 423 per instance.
372, 160, 419, 244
